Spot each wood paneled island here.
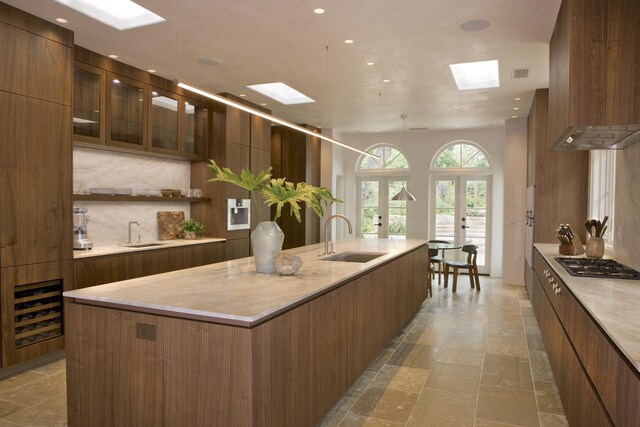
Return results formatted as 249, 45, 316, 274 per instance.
64, 239, 429, 426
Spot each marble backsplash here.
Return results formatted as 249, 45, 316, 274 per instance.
73, 147, 192, 246
613, 142, 640, 271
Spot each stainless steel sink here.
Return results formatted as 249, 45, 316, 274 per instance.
321, 251, 387, 263
123, 242, 165, 248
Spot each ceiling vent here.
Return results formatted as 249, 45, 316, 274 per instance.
511, 67, 530, 79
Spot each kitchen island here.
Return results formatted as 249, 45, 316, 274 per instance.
64, 238, 429, 427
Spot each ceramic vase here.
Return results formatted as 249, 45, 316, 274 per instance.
251, 221, 285, 273
585, 236, 605, 258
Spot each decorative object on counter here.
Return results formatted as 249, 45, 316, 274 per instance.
556, 224, 584, 255
208, 160, 340, 273
188, 188, 203, 198
157, 211, 185, 240
274, 253, 303, 276
584, 216, 608, 258
161, 188, 182, 197
179, 219, 206, 239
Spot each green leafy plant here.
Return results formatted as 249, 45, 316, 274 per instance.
179, 219, 206, 237
207, 160, 341, 222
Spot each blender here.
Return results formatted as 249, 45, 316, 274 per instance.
73, 206, 93, 250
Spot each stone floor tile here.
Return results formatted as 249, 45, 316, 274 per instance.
350, 386, 419, 424
534, 381, 564, 415
435, 343, 484, 367
387, 343, 439, 369
0, 372, 66, 407
529, 350, 555, 383
367, 347, 396, 373
3, 392, 67, 427
474, 419, 523, 427
338, 412, 404, 426
476, 385, 539, 427
481, 354, 534, 390
407, 387, 476, 427
484, 336, 529, 358
369, 365, 430, 394
29, 358, 66, 377
0, 372, 47, 395
538, 412, 569, 427
526, 334, 545, 351
424, 362, 481, 394
487, 323, 526, 340
319, 395, 359, 427
346, 370, 378, 399
0, 420, 22, 427
0, 399, 25, 419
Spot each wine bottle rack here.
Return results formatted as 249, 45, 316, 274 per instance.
14, 280, 63, 348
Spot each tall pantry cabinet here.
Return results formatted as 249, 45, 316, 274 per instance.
0, 2, 74, 366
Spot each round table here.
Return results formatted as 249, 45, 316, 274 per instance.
427, 243, 462, 291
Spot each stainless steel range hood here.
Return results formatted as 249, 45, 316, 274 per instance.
551, 124, 640, 150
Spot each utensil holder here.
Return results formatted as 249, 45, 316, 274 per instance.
585, 237, 605, 258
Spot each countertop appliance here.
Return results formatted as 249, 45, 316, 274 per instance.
227, 198, 251, 231
555, 257, 640, 280
73, 206, 93, 250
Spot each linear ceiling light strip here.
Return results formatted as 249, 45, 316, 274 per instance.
176, 82, 378, 159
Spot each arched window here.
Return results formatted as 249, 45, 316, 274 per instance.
432, 141, 490, 169
357, 144, 409, 170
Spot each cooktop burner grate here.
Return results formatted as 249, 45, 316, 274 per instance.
555, 257, 640, 280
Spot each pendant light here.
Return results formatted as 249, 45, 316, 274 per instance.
391, 114, 416, 201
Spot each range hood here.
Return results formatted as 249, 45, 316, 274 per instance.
552, 124, 640, 150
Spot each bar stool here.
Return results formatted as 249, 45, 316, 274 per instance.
443, 244, 480, 292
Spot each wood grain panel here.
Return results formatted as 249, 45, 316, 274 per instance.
528, 89, 588, 245
73, 242, 224, 289
0, 22, 72, 105
0, 2, 73, 46
225, 142, 251, 199
0, 92, 73, 267
250, 115, 271, 151
224, 238, 250, 261
226, 108, 250, 146
1, 260, 73, 367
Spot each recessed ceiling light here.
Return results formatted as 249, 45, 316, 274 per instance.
382, 79, 390, 83
512, 115, 518, 118
314, 8, 325, 14
108, 54, 118, 59
247, 82, 315, 105
56, 18, 68, 23
344, 39, 354, 44
513, 107, 520, 111
366, 61, 375, 66
449, 59, 500, 90
112, 79, 120, 84
260, 103, 267, 106
514, 97, 521, 101
54, 0, 165, 31
460, 19, 490, 32
198, 58, 220, 66
239, 94, 246, 97
152, 91, 158, 96
147, 69, 156, 73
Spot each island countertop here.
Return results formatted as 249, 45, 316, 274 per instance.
65, 238, 428, 327
73, 237, 226, 259
535, 243, 640, 372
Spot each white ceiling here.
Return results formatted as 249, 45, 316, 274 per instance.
7, 0, 561, 133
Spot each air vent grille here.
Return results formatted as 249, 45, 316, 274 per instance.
511, 68, 529, 79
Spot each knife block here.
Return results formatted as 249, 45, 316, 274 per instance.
559, 233, 585, 255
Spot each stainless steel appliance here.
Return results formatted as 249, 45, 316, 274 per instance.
227, 199, 251, 231
73, 206, 93, 250
555, 257, 640, 280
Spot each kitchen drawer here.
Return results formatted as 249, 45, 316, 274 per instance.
533, 250, 566, 319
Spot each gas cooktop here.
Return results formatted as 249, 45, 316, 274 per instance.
555, 257, 640, 280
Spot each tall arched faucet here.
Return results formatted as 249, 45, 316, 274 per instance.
323, 214, 353, 255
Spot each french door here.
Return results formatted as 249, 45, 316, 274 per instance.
430, 175, 492, 274
358, 177, 408, 239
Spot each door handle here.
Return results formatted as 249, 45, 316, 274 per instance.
375, 223, 382, 227
461, 225, 467, 229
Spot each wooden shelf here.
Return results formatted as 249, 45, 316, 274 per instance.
73, 194, 210, 203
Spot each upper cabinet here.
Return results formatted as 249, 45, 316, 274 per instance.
72, 53, 210, 161
549, 0, 640, 150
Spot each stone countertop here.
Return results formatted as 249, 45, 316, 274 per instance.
65, 238, 428, 327
535, 243, 640, 372
73, 237, 226, 259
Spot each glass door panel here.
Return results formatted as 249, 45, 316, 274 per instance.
184, 100, 208, 157
360, 180, 379, 238
434, 179, 456, 243
388, 180, 407, 240
464, 179, 488, 266
108, 74, 146, 149
150, 90, 179, 153
73, 65, 102, 142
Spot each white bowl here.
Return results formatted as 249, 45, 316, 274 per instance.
148, 190, 162, 196
134, 188, 149, 196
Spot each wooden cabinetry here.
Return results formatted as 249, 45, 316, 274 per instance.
530, 249, 640, 426
73, 49, 210, 161
548, 0, 640, 148
526, 88, 588, 245
271, 125, 321, 249
74, 242, 224, 289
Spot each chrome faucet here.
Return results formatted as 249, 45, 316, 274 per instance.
128, 221, 140, 244
323, 214, 353, 255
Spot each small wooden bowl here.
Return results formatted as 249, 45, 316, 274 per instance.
160, 189, 173, 197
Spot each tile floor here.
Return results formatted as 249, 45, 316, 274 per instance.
0, 277, 567, 427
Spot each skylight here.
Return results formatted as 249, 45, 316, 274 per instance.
247, 82, 315, 105
54, 0, 165, 31
449, 60, 500, 90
